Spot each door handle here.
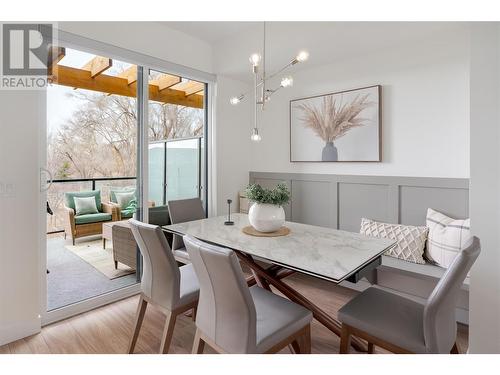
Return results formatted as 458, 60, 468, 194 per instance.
40, 167, 53, 192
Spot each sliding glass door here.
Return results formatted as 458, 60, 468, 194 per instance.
43, 36, 211, 323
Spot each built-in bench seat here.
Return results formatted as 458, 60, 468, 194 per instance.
341, 256, 470, 324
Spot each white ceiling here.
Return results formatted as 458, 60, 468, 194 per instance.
163, 22, 470, 80
163, 21, 260, 44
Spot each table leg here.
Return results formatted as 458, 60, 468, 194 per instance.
235, 251, 367, 353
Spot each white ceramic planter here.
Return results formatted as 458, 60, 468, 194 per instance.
248, 203, 285, 232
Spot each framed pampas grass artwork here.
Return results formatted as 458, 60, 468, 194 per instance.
290, 85, 381, 162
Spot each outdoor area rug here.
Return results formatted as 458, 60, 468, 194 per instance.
65, 239, 135, 280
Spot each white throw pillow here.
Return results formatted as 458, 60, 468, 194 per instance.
426, 208, 471, 268
74, 196, 99, 216
360, 218, 428, 264
115, 191, 135, 210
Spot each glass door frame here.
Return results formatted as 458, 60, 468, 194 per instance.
41, 28, 215, 325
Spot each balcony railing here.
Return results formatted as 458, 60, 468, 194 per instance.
47, 136, 204, 235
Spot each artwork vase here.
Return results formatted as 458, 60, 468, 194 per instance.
248, 203, 285, 233
322, 141, 338, 161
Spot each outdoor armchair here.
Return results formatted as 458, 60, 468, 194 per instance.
63, 190, 118, 245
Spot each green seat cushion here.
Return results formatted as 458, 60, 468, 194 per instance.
75, 212, 112, 225
65, 190, 102, 212
110, 186, 136, 203
120, 209, 135, 219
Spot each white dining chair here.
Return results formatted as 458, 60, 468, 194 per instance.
128, 219, 200, 354
168, 198, 206, 264
338, 236, 480, 354
183, 235, 313, 354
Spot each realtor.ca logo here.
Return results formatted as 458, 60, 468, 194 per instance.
1, 23, 55, 90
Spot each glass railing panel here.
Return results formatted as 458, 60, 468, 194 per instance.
148, 142, 166, 206
166, 138, 200, 201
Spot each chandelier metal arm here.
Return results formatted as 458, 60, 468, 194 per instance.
229, 22, 309, 141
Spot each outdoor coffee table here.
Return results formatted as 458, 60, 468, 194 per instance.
102, 220, 129, 249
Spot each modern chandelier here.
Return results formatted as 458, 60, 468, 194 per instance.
229, 22, 309, 142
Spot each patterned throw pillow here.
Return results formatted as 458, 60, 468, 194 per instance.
360, 218, 429, 264
426, 208, 471, 268
74, 196, 99, 216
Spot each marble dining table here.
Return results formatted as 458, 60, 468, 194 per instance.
163, 213, 395, 352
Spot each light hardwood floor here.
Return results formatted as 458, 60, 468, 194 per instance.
0, 273, 469, 354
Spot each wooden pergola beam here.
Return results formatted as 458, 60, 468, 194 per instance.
82, 56, 112, 78
157, 74, 181, 91
47, 46, 65, 73
50, 65, 203, 109
170, 80, 204, 96
118, 65, 137, 85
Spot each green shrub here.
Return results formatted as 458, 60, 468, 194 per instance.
245, 183, 290, 206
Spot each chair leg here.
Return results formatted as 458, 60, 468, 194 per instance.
192, 329, 205, 354
114, 260, 118, 269
128, 295, 148, 354
298, 325, 311, 354
192, 307, 197, 322
368, 342, 375, 354
72, 238, 75, 246
159, 311, 177, 354
451, 342, 460, 354
290, 341, 301, 354
340, 324, 351, 354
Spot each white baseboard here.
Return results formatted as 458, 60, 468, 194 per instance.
0, 316, 41, 346
42, 283, 141, 326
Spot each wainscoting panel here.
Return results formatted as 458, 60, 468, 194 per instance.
249, 172, 469, 229
291, 180, 334, 227
338, 182, 390, 232
399, 185, 469, 226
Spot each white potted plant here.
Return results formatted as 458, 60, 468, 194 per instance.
245, 183, 290, 232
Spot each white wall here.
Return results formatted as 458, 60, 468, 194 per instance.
58, 22, 213, 73
0, 89, 44, 345
468, 23, 500, 354
247, 31, 470, 178
214, 77, 252, 215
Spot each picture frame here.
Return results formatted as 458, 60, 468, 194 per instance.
290, 85, 382, 162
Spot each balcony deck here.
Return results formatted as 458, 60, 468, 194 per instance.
47, 233, 137, 311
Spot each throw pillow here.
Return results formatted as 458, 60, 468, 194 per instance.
74, 196, 99, 216
115, 191, 136, 210
426, 208, 471, 268
360, 218, 429, 264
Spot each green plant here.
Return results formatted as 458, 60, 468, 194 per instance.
245, 183, 290, 206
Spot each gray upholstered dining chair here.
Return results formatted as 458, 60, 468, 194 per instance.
128, 219, 200, 354
168, 198, 206, 264
183, 235, 313, 354
338, 236, 480, 354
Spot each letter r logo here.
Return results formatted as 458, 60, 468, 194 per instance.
2, 24, 52, 76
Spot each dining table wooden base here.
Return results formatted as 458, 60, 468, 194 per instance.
236, 251, 368, 353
